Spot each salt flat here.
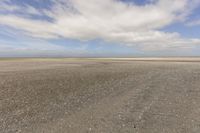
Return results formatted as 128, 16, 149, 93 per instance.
0, 58, 200, 133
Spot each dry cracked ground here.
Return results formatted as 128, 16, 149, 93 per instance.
0, 58, 200, 133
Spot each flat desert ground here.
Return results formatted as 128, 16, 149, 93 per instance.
1, 58, 200, 133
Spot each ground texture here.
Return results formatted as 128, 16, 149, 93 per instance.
0, 59, 200, 133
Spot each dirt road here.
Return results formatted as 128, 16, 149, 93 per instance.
0, 59, 200, 133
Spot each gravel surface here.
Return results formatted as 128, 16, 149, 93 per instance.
0, 59, 200, 133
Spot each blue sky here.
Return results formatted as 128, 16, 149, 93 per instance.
0, 0, 200, 57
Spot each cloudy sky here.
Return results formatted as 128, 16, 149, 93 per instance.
0, 0, 200, 57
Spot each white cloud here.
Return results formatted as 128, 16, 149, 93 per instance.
0, 0, 200, 51
0, 36, 66, 51
186, 19, 200, 26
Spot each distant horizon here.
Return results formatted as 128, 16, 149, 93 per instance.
2, 55, 200, 58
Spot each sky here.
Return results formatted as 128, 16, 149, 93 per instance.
0, 0, 200, 57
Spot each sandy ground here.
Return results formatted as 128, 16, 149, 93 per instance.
0, 58, 200, 133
